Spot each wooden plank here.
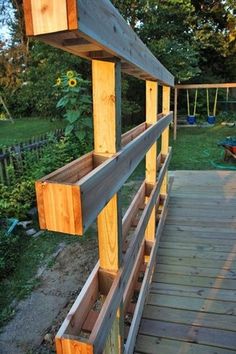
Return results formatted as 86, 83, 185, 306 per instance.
173, 87, 177, 140
24, 0, 174, 85
159, 241, 236, 253
121, 123, 146, 147
80, 113, 172, 232
161, 86, 171, 195
163, 224, 236, 235
156, 263, 236, 279
176, 83, 236, 89
66, 0, 78, 30
56, 337, 93, 354
124, 188, 171, 354
162, 235, 236, 245
145, 81, 158, 242
147, 293, 236, 315
30, 0, 68, 35
135, 335, 236, 354
88, 166, 171, 352
23, 0, 34, 35
142, 305, 236, 331
157, 255, 236, 270
92, 60, 123, 353
122, 181, 146, 244
139, 319, 236, 350
56, 262, 99, 338
150, 283, 236, 302
152, 273, 236, 290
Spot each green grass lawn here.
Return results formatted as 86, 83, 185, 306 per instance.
170, 125, 236, 170
0, 118, 65, 147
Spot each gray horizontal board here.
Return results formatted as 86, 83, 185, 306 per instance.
151, 283, 236, 302
135, 335, 236, 354
157, 248, 236, 262
143, 305, 236, 331
159, 241, 235, 253
162, 235, 236, 245
162, 230, 236, 239
147, 293, 236, 315
163, 224, 236, 234
139, 319, 236, 350
165, 217, 236, 228
152, 273, 236, 290
156, 263, 236, 279
77, 0, 174, 85
157, 255, 236, 270
79, 113, 172, 230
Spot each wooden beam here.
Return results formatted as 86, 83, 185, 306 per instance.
89, 149, 172, 352
23, 0, 174, 86
176, 83, 236, 89
174, 87, 178, 141
161, 86, 171, 195
36, 113, 172, 236
124, 182, 172, 354
92, 60, 123, 353
145, 81, 158, 243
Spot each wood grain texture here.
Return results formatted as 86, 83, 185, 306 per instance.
31, 0, 68, 35
161, 86, 171, 195
66, 0, 78, 30
176, 83, 236, 89
145, 81, 158, 242
23, 0, 34, 35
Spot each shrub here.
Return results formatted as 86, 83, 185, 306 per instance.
0, 229, 22, 280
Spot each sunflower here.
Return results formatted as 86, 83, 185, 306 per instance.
67, 70, 75, 79
56, 77, 61, 86
68, 78, 77, 87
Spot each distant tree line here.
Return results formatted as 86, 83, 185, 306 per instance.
0, 0, 235, 125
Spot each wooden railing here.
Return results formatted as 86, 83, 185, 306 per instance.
23, 1, 174, 353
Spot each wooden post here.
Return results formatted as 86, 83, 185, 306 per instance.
161, 86, 171, 195
145, 81, 158, 242
92, 60, 123, 353
174, 87, 178, 140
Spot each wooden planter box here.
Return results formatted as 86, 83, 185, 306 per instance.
35, 152, 101, 236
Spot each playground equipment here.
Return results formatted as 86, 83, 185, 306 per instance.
174, 83, 236, 139
206, 88, 218, 124
186, 89, 198, 124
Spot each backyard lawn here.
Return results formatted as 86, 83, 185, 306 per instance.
170, 125, 236, 170
0, 118, 66, 147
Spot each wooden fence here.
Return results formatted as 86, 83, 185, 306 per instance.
0, 128, 64, 185
23, 0, 174, 353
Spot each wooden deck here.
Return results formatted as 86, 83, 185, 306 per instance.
135, 171, 236, 354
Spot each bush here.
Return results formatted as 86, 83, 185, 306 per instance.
0, 229, 22, 280
0, 134, 92, 219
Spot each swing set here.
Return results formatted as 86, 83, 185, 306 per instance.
174, 83, 236, 139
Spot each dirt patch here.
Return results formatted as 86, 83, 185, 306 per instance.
0, 235, 98, 354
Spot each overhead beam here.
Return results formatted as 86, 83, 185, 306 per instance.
23, 0, 174, 86
176, 83, 236, 89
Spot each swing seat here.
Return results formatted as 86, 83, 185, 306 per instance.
187, 115, 196, 125
207, 115, 215, 124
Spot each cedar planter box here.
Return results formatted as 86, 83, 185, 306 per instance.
35, 152, 104, 236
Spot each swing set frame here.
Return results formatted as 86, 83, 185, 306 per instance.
174, 82, 236, 140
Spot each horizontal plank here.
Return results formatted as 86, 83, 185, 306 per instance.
163, 224, 236, 235
80, 114, 172, 231
176, 83, 236, 89
156, 263, 236, 279
147, 293, 236, 315
167, 209, 236, 218
88, 163, 172, 352
162, 230, 236, 240
159, 241, 236, 253
161, 235, 236, 245
150, 283, 236, 302
25, 0, 174, 85
165, 218, 236, 229
139, 319, 236, 350
135, 335, 236, 354
152, 273, 236, 290
157, 255, 236, 270
142, 305, 236, 331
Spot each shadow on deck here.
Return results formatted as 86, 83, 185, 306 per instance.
135, 171, 236, 354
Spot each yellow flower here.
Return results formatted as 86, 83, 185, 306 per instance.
68, 78, 77, 87
67, 70, 74, 79
56, 77, 61, 86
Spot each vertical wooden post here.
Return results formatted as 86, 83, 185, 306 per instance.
161, 86, 171, 195
174, 87, 178, 141
145, 81, 158, 241
92, 60, 123, 354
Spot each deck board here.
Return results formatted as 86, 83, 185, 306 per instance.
135, 171, 236, 354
